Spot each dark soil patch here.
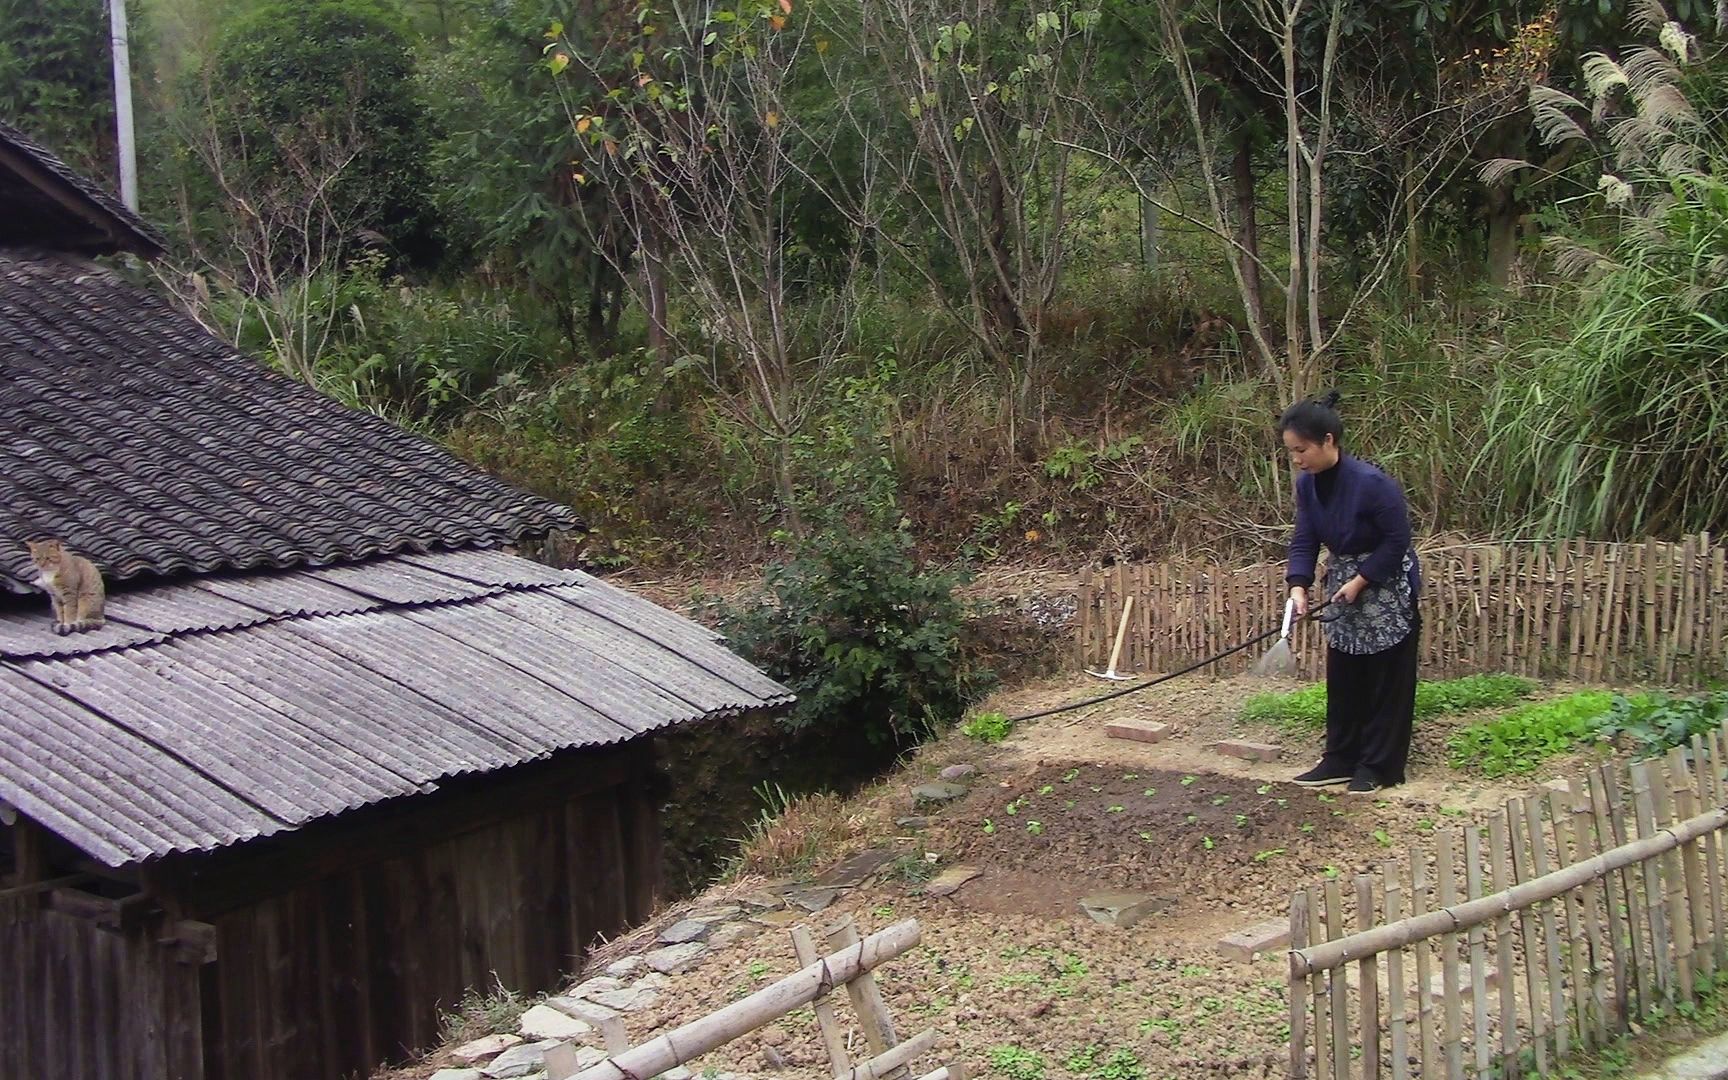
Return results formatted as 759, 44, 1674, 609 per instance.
928, 763, 1456, 917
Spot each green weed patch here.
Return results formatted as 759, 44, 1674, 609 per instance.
1241, 674, 1537, 731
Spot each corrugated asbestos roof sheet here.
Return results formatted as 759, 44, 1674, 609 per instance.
0, 250, 582, 594
0, 551, 792, 867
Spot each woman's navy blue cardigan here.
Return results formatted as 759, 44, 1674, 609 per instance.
1285, 455, 1421, 595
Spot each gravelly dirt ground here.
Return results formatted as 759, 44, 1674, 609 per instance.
389, 673, 1593, 1080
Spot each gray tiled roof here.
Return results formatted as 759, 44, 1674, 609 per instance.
0, 550, 792, 867
0, 119, 166, 256
0, 250, 582, 593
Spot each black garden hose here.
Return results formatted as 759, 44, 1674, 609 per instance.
1004, 602, 1334, 725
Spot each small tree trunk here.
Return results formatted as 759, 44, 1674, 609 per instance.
1486, 185, 1518, 287
985, 157, 1022, 350
1231, 133, 1268, 346
641, 216, 672, 366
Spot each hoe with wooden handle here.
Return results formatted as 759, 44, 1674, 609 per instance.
1086, 595, 1135, 681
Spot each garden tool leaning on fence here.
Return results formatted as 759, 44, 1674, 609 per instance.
1018, 596, 1334, 725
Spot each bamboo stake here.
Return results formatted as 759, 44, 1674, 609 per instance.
791, 926, 854, 1079
1679, 535, 1697, 677
1327, 878, 1350, 1080
1564, 778, 1612, 1047
1704, 731, 1728, 972
1555, 542, 1569, 677
1604, 766, 1652, 1020
1437, 830, 1465, 1080
1630, 763, 1675, 1001
1658, 752, 1699, 1002
1464, 828, 1491, 1079
842, 1029, 937, 1080
1678, 741, 1714, 983
1546, 789, 1596, 1051
1582, 544, 1602, 682
1587, 767, 1631, 1033
1078, 566, 1094, 670
1410, 846, 1439, 1079
573, 921, 923, 1080
1602, 545, 1624, 684
1311, 881, 1332, 1080
1385, 863, 1411, 1080
1291, 889, 1312, 1080
1358, 874, 1382, 1080
1525, 796, 1570, 1059
1643, 543, 1658, 680
827, 917, 908, 1080
1487, 816, 1520, 1079
1505, 798, 1549, 1076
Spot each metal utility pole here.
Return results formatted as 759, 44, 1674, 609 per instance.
108, 0, 139, 211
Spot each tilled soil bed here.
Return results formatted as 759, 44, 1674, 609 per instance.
929, 764, 1453, 919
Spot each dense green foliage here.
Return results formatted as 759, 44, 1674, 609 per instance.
1240, 674, 1538, 730
4, 1, 1727, 736
1446, 690, 1728, 776
204, 0, 438, 262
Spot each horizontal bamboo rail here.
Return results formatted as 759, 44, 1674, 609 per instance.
572, 920, 923, 1080
1293, 806, 1728, 978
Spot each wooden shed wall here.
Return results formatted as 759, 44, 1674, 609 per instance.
177, 743, 666, 1080
6, 741, 665, 1080
0, 895, 204, 1079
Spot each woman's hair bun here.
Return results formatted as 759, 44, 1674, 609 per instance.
1318, 389, 1343, 409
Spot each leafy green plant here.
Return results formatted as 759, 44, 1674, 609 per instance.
1242, 674, 1538, 731
720, 520, 986, 745
1065, 1045, 1145, 1080
1446, 692, 1621, 777
1598, 692, 1728, 760
962, 710, 1014, 742
987, 1045, 1048, 1080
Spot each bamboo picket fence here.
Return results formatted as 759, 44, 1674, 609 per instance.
1287, 722, 1728, 1079
1074, 533, 1727, 686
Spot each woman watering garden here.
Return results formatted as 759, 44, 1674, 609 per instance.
1280, 392, 1421, 794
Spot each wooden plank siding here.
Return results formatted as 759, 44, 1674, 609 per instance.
2, 741, 666, 1080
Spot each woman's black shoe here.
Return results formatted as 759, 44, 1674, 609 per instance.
1347, 774, 1383, 795
1292, 762, 1353, 787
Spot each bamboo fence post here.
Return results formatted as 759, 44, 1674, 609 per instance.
1357, 874, 1382, 1080
1582, 543, 1603, 682
1463, 827, 1491, 1079
1384, 863, 1411, 1080
1524, 796, 1570, 1059
1548, 542, 1575, 677
791, 926, 854, 1079
1326, 879, 1350, 1080
1507, 798, 1550, 1076
1586, 767, 1632, 1033
1703, 731, 1728, 972
1679, 740, 1716, 982
1114, 563, 1132, 674
1410, 846, 1439, 1079
1078, 566, 1094, 670
1603, 545, 1624, 684
1291, 889, 1312, 1080
1546, 789, 1596, 1051
1437, 830, 1465, 1080
1563, 777, 1612, 1047
1659, 543, 1676, 683
1137, 563, 1152, 675
1487, 816, 1520, 1079
826, 917, 908, 1080
1679, 536, 1697, 678
1311, 879, 1332, 1080
1660, 750, 1700, 1001
1630, 762, 1675, 1001
1605, 765, 1653, 1018
572, 921, 923, 1080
